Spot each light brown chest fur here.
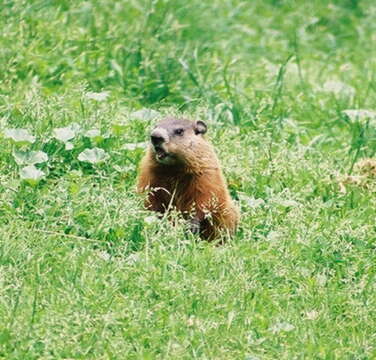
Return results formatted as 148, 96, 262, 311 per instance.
138, 148, 239, 239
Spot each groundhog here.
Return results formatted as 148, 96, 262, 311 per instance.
137, 117, 239, 240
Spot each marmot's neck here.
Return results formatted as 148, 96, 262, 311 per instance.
153, 162, 218, 178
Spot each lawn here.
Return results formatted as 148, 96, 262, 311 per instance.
0, 0, 375, 359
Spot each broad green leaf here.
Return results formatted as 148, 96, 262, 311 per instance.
4, 128, 35, 144
86, 91, 109, 101
53, 127, 76, 142
130, 108, 160, 121
78, 147, 108, 164
20, 165, 45, 184
111, 124, 127, 136
0, 329, 11, 344
13, 150, 48, 165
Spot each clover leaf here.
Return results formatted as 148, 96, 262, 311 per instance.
4, 128, 35, 144
13, 150, 48, 165
78, 147, 108, 164
20, 165, 45, 185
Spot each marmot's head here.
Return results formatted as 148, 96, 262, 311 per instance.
149, 117, 207, 166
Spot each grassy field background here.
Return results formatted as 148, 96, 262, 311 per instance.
1, 0, 375, 359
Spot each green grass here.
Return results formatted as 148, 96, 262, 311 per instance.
1, 0, 376, 358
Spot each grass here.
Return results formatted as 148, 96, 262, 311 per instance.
0, 0, 375, 358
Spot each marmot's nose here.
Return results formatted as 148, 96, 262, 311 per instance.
151, 129, 166, 146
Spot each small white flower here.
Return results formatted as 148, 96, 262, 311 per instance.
278, 199, 300, 208
342, 109, 376, 125
322, 81, 355, 97
267, 231, 280, 242
306, 310, 319, 320
97, 251, 110, 261
126, 253, 140, 264
65, 142, 74, 150
316, 273, 327, 286
144, 215, 158, 225
270, 321, 295, 333
86, 91, 109, 101
122, 142, 147, 151
130, 108, 160, 121
239, 194, 265, 209
85, 129, 101, 138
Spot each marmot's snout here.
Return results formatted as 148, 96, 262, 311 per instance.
150, 128, 169, 146
150, 127, 174, 165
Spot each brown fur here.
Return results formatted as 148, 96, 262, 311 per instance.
137, 117, 239, 240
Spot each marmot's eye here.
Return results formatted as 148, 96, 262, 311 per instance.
174, 128, 184, 136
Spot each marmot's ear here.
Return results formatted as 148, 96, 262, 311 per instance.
194, 120, 207, 135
